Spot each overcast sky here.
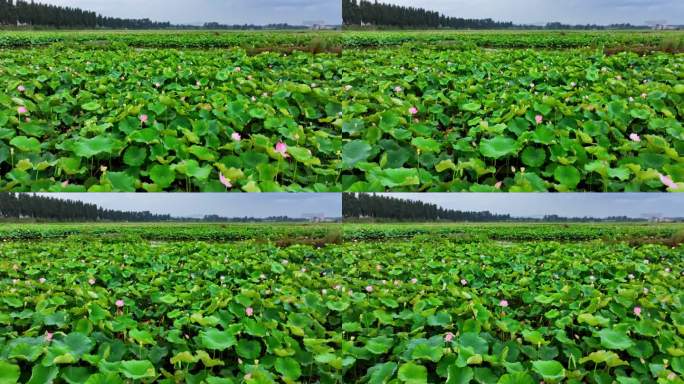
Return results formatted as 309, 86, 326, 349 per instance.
37, 193, 342, 218
379, 193, 684, 218
38, 0, 341, 25
385, 0, 682, 25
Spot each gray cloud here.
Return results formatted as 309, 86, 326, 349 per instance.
38, 0, 341, 25
36, 193, 342, 218
385, 0, 683, 25
379, 193, 684, 218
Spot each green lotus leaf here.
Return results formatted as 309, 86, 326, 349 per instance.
199, 328, 237, 351
368, 362, 397, 384
275, 357, 301, 380
10, 136, 41, 153
73, 136, 116, 158
365, 335, 394, 355
531, 360, 565, 382
119, 360, 155, 380
0, 361, 20, 384
81, 101, 101, 111
398, 362, 427, 384
479, 137, 519, 159
343, 140, 373, 168
598, 329, 634, 350
553, 166, 580, 189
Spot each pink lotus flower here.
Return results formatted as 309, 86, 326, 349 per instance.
88, 278, 96, 285
410, 278, 418, 284
394, 86, 403, 92
39, 277, 46, 284
633, 306, 641, 316
365, 285, 373, 292
17, 106, 27, 115
275, 141, 289, 158
499, 299, 509, 307
232, 132, 241, 141
139, 114, 148, 123
61, 180, 69, 188
460, 279, 468, 286
409, 107, 418, 115
234, 66, 241, 72
629, 133, 641, 142
45, 332, 53, 342
219, 173, 232, 188
495, 181, 502, 189
115, 299, 125, 308
245, 307, 254, 316
25, 117, 31, 122
17, 85, 25, 92
535, 115, 543, 125
444, 332, 455, 342
659, 174, 678, 189
154, 82, 161, 88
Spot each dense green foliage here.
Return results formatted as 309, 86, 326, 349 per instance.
341, 42, 684, 192
0, 223, 682, 383
341, 30, 682, 49
0, 30, 341, 48
342, 222, 683, 241
0, 222, 335, 241
0, 44, 343, 192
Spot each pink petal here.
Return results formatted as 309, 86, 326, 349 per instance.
219, 173, 232, 188
659, 174, 678, 189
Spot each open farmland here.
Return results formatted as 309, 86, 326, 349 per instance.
0, 31, 343, 192
340, 31, 684, 192
0, 222, 682, 383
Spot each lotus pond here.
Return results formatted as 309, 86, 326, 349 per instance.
0, 33, 343, 192
0, 222, 682, 383
341, 32, 684, 192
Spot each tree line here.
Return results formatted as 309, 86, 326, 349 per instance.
342, 0, 646, 29
342, 0, 513, 29
0, 194, 317, 222
0, 0, 311, 29
343, 193, 513, 221
0, 0, 173, 29
342, 194, 652, 222
0, 193, 173, 221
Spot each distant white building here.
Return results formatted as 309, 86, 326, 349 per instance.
303, 20, 338, 30
303, 213, 327, 222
